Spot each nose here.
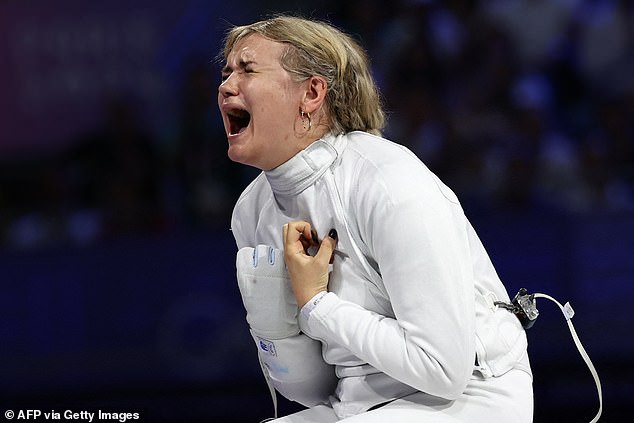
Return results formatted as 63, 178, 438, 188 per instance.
218, 73, 238, 98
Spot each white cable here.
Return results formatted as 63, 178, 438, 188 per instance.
533, 293, 603, 423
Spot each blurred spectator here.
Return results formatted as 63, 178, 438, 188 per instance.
480, 0, 576, 68
588, 93, 634, 210
63, 95, 164, 242
171, 61, 244, 229
2, 158, 66, 249
575, 0, 634, 87
2, 0, 634, 251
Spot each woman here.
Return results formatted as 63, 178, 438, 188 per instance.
219, 15, 533, 422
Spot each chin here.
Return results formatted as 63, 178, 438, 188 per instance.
227, 146, 246, 164
227, 146, 259, 169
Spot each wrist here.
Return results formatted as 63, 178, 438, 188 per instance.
300, 291, 328, 319
298, 289, 327, 309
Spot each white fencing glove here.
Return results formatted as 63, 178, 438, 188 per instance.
253, 329, 338, 408
236, 245, 337, 411
236, 245, 300, 340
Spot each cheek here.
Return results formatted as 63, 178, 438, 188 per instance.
256, 103, 295, 135
250, 78, 301, 127
255, 93, 295, 123
217, 93, 224, 113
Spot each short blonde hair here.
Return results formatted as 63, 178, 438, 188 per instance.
221, 15, 385, 136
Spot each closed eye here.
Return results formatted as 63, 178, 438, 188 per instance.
221, 65, 232, 82
220, 64, 255, 81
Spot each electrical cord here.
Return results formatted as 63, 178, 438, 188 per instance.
259, 288, 603, 422
496, 289, 602, 422
532, 293, 603, 423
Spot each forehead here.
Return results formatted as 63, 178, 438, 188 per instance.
227, 34, 287, 64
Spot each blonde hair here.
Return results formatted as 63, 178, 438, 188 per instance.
221, 15, 385, 136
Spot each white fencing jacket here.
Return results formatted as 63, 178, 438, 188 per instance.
231, 131, 531, 418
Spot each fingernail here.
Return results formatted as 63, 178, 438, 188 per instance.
328, 228, 338, 240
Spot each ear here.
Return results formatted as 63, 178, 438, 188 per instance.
301, 75, 328, 114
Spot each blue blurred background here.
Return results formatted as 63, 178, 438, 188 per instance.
1, 0, 632, 421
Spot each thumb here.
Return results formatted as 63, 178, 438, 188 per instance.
316, 228, 338, 265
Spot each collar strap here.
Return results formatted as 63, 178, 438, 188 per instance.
265, 134, 341, 196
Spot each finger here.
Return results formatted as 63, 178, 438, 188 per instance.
284, 221, 313, 257
299, 227, 318, 253
296, 222, 314, 255
286, 221, 312, 243
315, 228, 338, 265
299, 236, 311, 253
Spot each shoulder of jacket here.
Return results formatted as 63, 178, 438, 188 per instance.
338, 132, 424, 185
340, 131, 456, 206
343, 131, 418, 168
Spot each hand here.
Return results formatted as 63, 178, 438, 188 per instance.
283, 221, 338, 308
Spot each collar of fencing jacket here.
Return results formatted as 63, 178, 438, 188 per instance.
265, 132, 342, 196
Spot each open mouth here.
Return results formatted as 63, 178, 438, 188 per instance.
227, 108, 251, 135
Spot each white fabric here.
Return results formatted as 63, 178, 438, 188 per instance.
300, 290, 329, 320
236, 245, 299, 339
232, 131, 532, 420
237, 245, 337, 411
250, 329, 338, 407
271, 369, 532, 423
